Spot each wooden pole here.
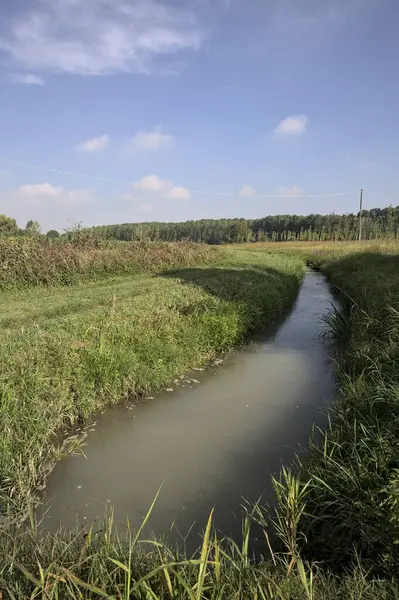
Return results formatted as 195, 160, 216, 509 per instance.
359, 188, 363, 241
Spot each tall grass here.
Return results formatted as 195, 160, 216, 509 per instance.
2, 501, 398, 599
283, 247, 399, 577
236, 241, 399, 578
0, 236, 220, 290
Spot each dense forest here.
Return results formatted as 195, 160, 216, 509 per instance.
2, 204, 399, 244
90, 205, 399, 244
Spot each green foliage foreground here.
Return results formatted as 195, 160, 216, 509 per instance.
1, 242, 399, 597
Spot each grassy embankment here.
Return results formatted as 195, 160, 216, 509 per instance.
0, 236, 304, 519
296, 243, 399, 576
1, 238, 399, 598
237, 240, 399, 575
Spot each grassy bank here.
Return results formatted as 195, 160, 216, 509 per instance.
1, 240, 399, 598
0, 245, 304, 518
234, 241, 399, 576
294, 245, 399, 576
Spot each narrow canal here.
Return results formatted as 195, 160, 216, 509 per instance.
41, 270, 337, 549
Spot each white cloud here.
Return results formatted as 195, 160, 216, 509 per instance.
0, 182, 93, 230
274, 115, 308, 136
75, 135, 110, 153
0, 0, 205, 76
239, 185, 256, 197
140, 203, 155, 213
14, 183, 92, 204
128, 127, 175, 153
134, 174, 190, 200
167, 186, 191, 200
277, 185, 303, 198
134, 175, 172, 192
10, 73, 45, 85
17, 183, 64, 198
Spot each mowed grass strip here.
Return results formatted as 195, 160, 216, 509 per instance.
0, 247, 304, 514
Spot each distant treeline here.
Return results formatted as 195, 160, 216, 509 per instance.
91, 205, 399, 244
2, 204, 399, 244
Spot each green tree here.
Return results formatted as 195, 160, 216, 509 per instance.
87, 203, 399, 244
46, 229, 60, 239
0, 214, 18, 236
25, 220, 42, 236
386, 205, 396, 237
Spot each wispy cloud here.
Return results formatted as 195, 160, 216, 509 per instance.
75, 135, 110, 153
167, 186, 191, 200
277, 185, 303, 198
128, 127, 175, 153
134, 174, 190, 200
0, 182, 93, 230
15, 183, 92, 203
134, 175, 172, 192
0, 0, 205, 76
140, 203, 156, 213
274, 115, 308, 136
10, 73, 45, 85
17, 183, 64, 198
239, 185, 256, 197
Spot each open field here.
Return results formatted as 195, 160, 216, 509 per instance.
233, 238, 399, 258
1, 239, 399, 598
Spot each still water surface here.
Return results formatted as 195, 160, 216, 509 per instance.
42, 271, 337, 547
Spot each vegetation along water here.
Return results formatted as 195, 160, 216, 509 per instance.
38, 269, 336, 549
0, 228, 399, 598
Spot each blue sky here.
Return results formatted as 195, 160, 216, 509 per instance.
0, 0, 398, 232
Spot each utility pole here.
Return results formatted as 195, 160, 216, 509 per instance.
358, 188, 363, 241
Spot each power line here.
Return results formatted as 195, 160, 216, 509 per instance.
0, 156, 359, 200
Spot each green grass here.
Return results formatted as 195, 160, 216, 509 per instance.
2, 240, 399, 597
1, 504, 398, 599
0, 246, 304, 516
238, 242, 399, 577
291, 247, 399, 576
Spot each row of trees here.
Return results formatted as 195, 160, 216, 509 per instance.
2, 204, 399, 245
0, 215, 59, 238
91, 205, 399, 244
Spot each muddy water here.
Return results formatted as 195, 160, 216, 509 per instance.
41, 271, 337, 547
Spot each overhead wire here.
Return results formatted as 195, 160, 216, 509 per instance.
0, 156, 360, 200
